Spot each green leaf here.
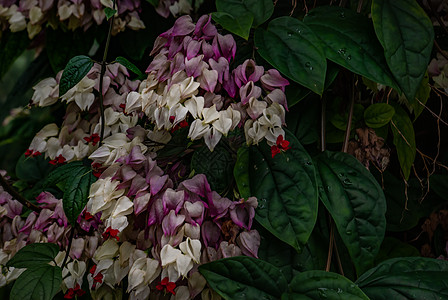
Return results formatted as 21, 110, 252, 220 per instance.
255, 17, 327, 95
356, 257, 448, 299
43, 161, 84, 188
63, 165, 97, 225
234, 145, 251, 199
364, 103, 395, 128
104, 7, 117, 20
191, 142, 234, 194
400, 71, 431, 120
10, 265, 62, 300
215, 0, 274, 27
115, 56, 145, 80
145, 0, 158, 6
212, 12, 253, 40
330, 102, 365, 131
16, 154, 53, 183
282, 270, 369, 300
371, 0, 434, 100
286, 95, 320, 145
249, 129, 318, 251
315, 151, 386, 275
199, 257, 287, 300
374, 237, 419, 265
59, 55, 94, 97
0, 31, 29, 78
304, 6, 398, 90
6, 243, 60, 268
390, 103, 416, 180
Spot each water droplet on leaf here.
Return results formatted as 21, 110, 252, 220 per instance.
343, 179, 352, 185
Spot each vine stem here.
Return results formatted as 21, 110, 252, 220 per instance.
0, 174, 41, 213
61, 228, 75, 269
98, 0, 117, 146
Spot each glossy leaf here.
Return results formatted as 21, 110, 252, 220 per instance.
364, 103, 395, 128
215, 0, 274, 27
304, 6, 398, 90
16, 154, 53, 183
255, 17, 327, 95
282, 270, 369, 300
234, 145, 251, 199
212, 12, 253, 40
357, 257, 448, 299
191, 143, 234, 194
59, 55, 93, 97
372, 0, 434, 100
63, 165, 97, 225
6, 243, 60, 268
286, 95, 320, 145
43, 161, 84, 188
116, 56, 145, 80
249, 129, 318, 251
330, 103, 365, 131
315, 151, 386, 275
10, 265, 62, 300
390, 104, 415, 180
199, 256, 287, 300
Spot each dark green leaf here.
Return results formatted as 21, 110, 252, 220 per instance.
145, 0, 158, 6
401, 71, 431, 120
10, 265, 62, 300
357, 257, 448, 299
59, 55, 93, 97
315, 151, 386, 275
199, 256, 287, 300
104, 7, 117, 20
191, 143, 234, 194
0, 31, 29, 78
115, 56, 145, 80
330, 103, 365, 131
374, 237, 419, 265
234, 145, 251, 199
215, 0, 273, 27
286, 95, 320, 145
390, 103, 415, 180
371, 0, 434, 100
304, 6, 398, 90
364, 103, 395, 128
255, 17, 327, 95
63, 165, 97, 225
212, 12, 253, 40
44, 161, 85, 188
6, 243, 60, 268
282, 270, 369, 300
249, 129, 318, 251
16, 154, 53, 183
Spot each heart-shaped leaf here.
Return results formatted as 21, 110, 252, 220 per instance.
282, 270, 369, 300
10, 265, 62, 300
372, 0, 434, 100
59, 55, 93, 97
249, 129, 318, 251
356, 257, 448, 299
104, 7, 116, 20
199, 256, 287, 300
234, 145, 251, 199
315, 151, 386, 275
6, 243, 60, 268
255, 17, 327, 95
304, 6, 398, 90
212, 12, 253, 40
43, 161, 84, 188
364, 103, 395, 128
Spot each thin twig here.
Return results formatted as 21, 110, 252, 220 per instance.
342, 77, 355, 153
325, 219, 335, 272
0, 174, 41, 213
61, 228, 75, 269
357, 0, 364, 13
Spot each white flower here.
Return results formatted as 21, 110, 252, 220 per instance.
184, 95, 204, 119
127, 257, 161, 297
87, 178, 124, 215
160, 244, 194, 282
94, 239, 119, 261
32, 78, 59, 107
202, 104, 220, 124
63, 260, 86, 289
179, 238, 201, 263
188, 119, 210, 141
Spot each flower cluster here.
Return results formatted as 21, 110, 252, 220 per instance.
154, 0, 192, 18
27, 62, 143, 167
0, 0, 144, 39
124, 15, 290, 151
